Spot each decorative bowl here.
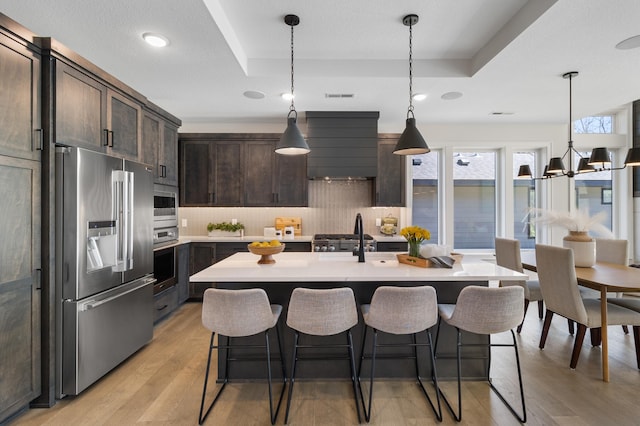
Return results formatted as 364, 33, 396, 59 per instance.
247, 243, 285, 264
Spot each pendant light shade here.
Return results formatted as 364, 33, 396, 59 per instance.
547, 157, 566, 174
276, 115, 309, 155
394, 14, 429, 155
587, 147, 611, 166
395, 118, 429, 155
276, 14, 309, 156
624, 147, 640, 166
577, 157, 596, 173
517, 165, 532, 178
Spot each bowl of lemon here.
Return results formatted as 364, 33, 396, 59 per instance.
247, 240, 285, 264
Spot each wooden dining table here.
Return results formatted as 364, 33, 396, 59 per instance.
520, 251, 640, 382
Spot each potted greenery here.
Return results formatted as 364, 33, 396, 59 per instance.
207, 221, 245, 237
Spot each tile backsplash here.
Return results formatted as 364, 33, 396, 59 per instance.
179, 180, 405, 236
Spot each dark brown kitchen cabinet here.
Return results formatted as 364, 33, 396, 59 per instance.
54, 60, 142, 159
244, 140, 276, 206
54, 61, 107, 150
0, 155, 41, 423
179, 137, 243, 206
376, 134, 406, 207
142, 107, 180, 186
106, 88, 141, 159
179, 133, 307, 207
177, 243, 189, 304
189, 242, 216, 298
0, 32, 41, 161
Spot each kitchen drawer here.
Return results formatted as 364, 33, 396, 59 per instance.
377, 241, 408, 252
153, 285, 178, 323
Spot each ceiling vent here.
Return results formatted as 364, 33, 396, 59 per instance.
325, 93, 355, 99
305, 111, 379, 179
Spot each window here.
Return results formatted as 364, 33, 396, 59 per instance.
574, 151, 612, 230
412, 151, 439, 243
574, 116, 613, 134
453, 152, 496, 249
514, 152, 536, 249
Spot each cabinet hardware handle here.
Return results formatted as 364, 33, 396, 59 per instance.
103, 129, 110, 146
161, 165, 167, 177
157, 304, 168, 311
34, 129, 44, 151
108, 130, 114, 147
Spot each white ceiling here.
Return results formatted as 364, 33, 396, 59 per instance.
2, 0, 640, 133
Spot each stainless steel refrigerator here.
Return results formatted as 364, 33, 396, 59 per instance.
55, 146, 155, 396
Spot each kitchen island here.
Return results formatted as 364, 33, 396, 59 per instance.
190, 251, 527, 381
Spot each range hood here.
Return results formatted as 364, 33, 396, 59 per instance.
305, 111, 379, 179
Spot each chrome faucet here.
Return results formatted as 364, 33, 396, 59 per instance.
354, 213, 365, 262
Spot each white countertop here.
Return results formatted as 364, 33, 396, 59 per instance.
190, 251, 528, 283
179, 235, 313, 243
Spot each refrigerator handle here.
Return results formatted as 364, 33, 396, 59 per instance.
112, 170, 132, 272
124, 170, 134, 269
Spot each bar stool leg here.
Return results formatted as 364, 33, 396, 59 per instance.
284, 332, 300, 424
347, 329, 362, 424
198, 332, 229, 425
413, 331, 442, 422
356, 327, 376, 422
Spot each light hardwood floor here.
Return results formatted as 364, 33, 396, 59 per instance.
9, 300, 640, 426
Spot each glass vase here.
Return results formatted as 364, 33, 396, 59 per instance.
408, 240, 421, 258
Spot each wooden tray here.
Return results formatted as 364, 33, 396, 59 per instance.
396, 253, 463, 268
275, 217, 302, 236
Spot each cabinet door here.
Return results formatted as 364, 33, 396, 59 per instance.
376, 138, 405, 206
0, 156, 41, 421
162, 124, 178, 186
244, 140, 276, 206
213, 141, 243, 206
106, 89, 141, 160
55, 61, 106, 150
141, 112, 161, 180
180, 140, 214, 206
275, 152, 308, 206
177, 244, 189, 303
0, 34, 41, 161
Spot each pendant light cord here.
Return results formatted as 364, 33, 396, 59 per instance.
289, 22, 296, 118
407, 21, 414, 119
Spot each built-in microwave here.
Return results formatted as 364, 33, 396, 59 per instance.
154, 184, 178, 229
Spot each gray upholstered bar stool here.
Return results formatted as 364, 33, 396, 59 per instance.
199, 288, 286, 425
284, 287, 361, 424
357, 285, 442, 422
435, 285, 526, 423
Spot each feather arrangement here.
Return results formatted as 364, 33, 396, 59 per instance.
526, 208, 614, 238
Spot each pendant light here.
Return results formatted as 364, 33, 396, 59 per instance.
519, 71, 638, 179
276, 14, 310, 155
393, 14, 429, 155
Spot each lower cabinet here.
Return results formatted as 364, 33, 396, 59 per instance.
177, 244, 189, 304
153, 286, 178, 324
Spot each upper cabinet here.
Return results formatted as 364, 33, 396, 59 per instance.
44, 38, 180, 166
54, 61, 141, 160
141, 103, 180, 186
179, 133, 307, 207
0, 31, 41, 161
376, 134, 406, 207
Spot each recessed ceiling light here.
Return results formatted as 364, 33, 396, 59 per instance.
441, 91, 463, 100
616, 35, 640, 50
243, 90, 265, 99
490, 111, 515, 115
142, 32, 169, 48
412, 93, 427, 101
281, 93, 294, 101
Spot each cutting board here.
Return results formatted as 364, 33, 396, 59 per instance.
275, 217, 302, 236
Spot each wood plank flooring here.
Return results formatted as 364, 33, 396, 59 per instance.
9, 300, 640, 425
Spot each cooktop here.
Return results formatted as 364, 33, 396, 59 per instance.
313, 233, 374, 241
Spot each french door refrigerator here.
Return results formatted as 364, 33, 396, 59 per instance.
56, 146, 155, 396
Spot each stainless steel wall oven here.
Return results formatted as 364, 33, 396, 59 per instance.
153, 184, 178, 229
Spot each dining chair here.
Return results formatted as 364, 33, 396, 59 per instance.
495, 237, 544, 333
535, 244, 640, 370
357, 286, 442, 422
435, 285, 526, 423
199, 288, 287, 425
284, 287, 361, 424
596, 238, 630, 334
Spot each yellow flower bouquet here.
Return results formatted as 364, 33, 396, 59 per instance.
400, 226, 431, 257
